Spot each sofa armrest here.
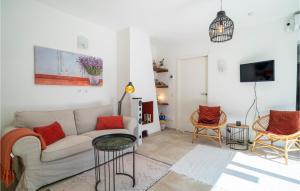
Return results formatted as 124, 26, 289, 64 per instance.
1, 126, 18, 137
2, 127, 42, 167
123, 116, 138, 136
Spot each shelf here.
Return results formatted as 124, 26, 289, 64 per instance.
158, 102, 169, 105
156, 84, 168, 88
153, 67, 168, 73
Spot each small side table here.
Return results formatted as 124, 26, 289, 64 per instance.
226, 123, 249, 150
92, 133, 136, 191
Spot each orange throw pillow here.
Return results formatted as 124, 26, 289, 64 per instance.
96, 116, 124, 130
198, 105, 221, 124
267, 110, 300, 135
33, 122, 65, 146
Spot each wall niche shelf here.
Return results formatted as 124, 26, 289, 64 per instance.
156, 84, 168, 88
153, 67, 168, 73
158, 102, 169, 105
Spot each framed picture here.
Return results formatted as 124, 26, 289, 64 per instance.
34, 46, 103, 86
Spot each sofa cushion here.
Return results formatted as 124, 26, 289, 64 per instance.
267, 110, 300, 135
198, 105, 221, 124
14, 110, 77, 136
74, 105, 113, 134
33, 122, 65, 146
82, 129, 130, 139
41, 135, 92, 162
96, 116, 124, 130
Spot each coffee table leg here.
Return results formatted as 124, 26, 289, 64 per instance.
132, 145, 135, 187
113, 151, 116, 191
94, 149, 101, 191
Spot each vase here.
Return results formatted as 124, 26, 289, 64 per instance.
88, 75, 100, 86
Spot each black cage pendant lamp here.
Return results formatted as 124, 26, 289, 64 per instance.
209, 0, 234, 43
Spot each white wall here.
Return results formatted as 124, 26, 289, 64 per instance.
154, 19, 298, 139
0, 0, 2, 132
208, 19, 297, 125
117, 28, 160, 134
117, 28, 131, 116
129, 28, 160, 134
1, 0, 117, 126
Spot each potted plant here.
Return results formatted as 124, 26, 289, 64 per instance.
77, 56, 103, 85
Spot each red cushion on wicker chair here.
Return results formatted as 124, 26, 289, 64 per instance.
267, 110, 300, 135
198, 106, 221, 124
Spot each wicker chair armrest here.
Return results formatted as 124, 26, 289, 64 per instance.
218, 111, 227, 126
252, 115, 270, 132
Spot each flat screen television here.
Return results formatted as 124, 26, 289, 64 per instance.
240, 60, 275, 82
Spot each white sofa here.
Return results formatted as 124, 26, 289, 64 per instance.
2, 105, 137, 191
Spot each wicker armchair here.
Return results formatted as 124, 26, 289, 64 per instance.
252, 115, 300, 165
190, 110, 227, 146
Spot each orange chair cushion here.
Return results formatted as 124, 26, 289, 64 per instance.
198, 106, 221, 124
267, 110, 300, 135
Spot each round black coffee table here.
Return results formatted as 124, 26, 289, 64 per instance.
92, 133, 136, 191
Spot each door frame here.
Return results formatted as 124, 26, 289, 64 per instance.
176, 55, 209, 132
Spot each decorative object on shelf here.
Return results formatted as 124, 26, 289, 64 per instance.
142, 101, 154, 125
118, 82, 135, 115
160, 120, 167, 130
153, 60, 158, 69
159, 58, 165, 68
144, 114, 152, 124
236, 121, 241, 126
159, 112, 167, 130
209, 0, 234, 43
78, 56, 103, 86
155, 79, 168, 88
34, 46, 103, 86
159, 112, 166, 121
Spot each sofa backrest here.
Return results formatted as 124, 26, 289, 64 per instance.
13, 109, 77, 136
74, 105, 113, 134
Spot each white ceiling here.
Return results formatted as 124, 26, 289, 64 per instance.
37, 0, 298, 44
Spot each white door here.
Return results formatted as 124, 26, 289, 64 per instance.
177, 56, 208, 132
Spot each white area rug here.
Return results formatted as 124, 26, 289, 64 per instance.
41, 154, 170, 191
171, 145, 300, 191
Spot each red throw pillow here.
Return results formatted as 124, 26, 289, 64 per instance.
96, 116, 124, 130
198, 105, 221, 124
267, 110, 300, 135
33, 122, 65, 146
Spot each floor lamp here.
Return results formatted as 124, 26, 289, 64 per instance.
118, 82, 135, 115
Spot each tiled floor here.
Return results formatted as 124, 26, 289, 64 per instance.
137, 128, 215, 191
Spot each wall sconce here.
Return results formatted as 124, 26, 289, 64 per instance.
77, 35, 88, 50
217, 60, 226, 72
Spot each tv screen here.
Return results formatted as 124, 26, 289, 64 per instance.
240, 60, 275, 82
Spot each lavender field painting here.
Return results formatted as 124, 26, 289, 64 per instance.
34, 46, 103, 86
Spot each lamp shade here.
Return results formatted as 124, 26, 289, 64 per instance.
209, 10, 234, 43
125, 82, 135, 94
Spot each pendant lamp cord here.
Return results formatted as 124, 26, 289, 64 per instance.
220, 0, 223, 10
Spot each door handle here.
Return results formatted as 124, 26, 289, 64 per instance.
201, 93, 208, 96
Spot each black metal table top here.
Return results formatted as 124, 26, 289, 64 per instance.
92, 133, 136, 151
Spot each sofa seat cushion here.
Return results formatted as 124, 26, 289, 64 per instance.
82, 129, 130, 139
41, 135, 92, 162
